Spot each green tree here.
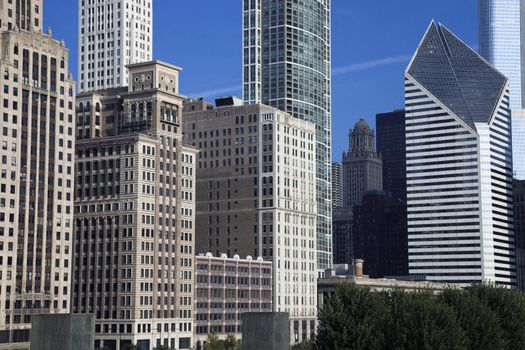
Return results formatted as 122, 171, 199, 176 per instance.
466, 284, 525, 350
224, 334, 240, 350
203, 333, 225, 350
314, 284, 525, 350
440, 287, 505, 350
386, 290, 466, 350
292, 339, 313, 350
314, 284, 389, 350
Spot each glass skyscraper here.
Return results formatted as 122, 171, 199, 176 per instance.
242, 0, 332, 271
479, 0, 525, 179
376, 109, 407, 202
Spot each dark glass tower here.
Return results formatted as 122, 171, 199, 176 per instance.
376, 109, 406, 202
242, 0, 332, 271
353, 192, 408, 278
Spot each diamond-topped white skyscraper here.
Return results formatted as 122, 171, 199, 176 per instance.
406, 21, 516, 287
479, 0, 525, 179
78, 0, 153, 92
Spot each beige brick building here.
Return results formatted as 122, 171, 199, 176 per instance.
194, 253, 272, 349
0, 0, 42, 32
0, 1, 76, 348
73, 61, 197, 350
183, 99, 317, 343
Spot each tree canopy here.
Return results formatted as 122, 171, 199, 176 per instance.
315, 284, 525, 350
202, 334, 240, 350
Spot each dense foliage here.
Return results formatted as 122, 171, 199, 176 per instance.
202, 334, 240, 350
314, 284, 525, 350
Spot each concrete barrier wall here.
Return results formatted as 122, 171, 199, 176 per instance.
30, 314, 95, 350
241, 312, 290, 350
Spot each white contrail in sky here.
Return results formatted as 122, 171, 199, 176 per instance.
186, 84, 242, 98
186, 54, 411, 97
332, 55, 411, 76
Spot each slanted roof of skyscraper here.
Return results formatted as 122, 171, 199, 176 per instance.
406, 21, 508, 127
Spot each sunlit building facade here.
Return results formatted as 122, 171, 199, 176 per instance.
73, 61, 196, 350
183, 98, 318, 343
406, 22, 516, 287
479, 0, 525, 179
242, 0, 332, 271
0, 1, 76, 349
78, 0, 153, 92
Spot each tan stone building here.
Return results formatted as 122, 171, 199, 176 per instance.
0, 0, 42, 32
194, 253, 272, 349
0, 1, 76, 349
73, 61, 197, 350
183, 98, 317, 344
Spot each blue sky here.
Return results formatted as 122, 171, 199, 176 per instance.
44, 0, 477, 159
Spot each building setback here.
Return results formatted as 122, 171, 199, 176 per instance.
0, 1, 76, 348
78, 0, 153, 93
194, 253, 272, 349
73, 61, 196, 350
406, 21, 516, 287
478, 0, 525, 179
183, 98, 317, 344
242, 0, 332, 271
376, 109, 407, 202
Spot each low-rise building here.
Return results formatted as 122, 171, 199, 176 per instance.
194, 253, 272, 349
317, 262, 453, 310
